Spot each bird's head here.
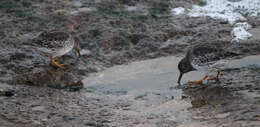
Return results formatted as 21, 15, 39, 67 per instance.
177, 58, 195, 84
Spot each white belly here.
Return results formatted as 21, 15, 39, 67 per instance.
52, 44, 74, 57
192, 60, 228, 73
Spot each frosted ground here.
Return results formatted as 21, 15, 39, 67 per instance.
172, 0, 260, 43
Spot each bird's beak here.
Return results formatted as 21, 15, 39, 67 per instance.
177, 72, 183, 84
74, 47, 81, 58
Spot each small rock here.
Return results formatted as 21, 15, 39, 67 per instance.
192, 116, 205, 119
71, 1, 82, 7
0, 89, 15, 97
32, 106, 45, 112
85, 121, 97, 126
4, 91, 14, 97
215, 112, 230, 119
181, 95, 188, 99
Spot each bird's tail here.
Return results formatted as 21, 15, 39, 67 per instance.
22, 32, 42, 46
23, 37, 41, 47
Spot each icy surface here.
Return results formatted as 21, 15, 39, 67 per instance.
172, 0, 260, 42
188, 0, 260, 24
231, 22, 252, 43
172, 7, 185, 15
125, 6, 138, 11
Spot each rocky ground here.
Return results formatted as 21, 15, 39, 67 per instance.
182, 67, 260, 126
0, 0, 260, 126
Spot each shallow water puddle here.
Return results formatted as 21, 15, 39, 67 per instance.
83, 56, 204, 91
82, 55, 260, 126
82, 56, 203, 125
83, 55, 260, 92
225, 55, 260, 69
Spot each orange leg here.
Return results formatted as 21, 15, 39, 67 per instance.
208, 69, 221, 81
188, 75, 208, 85
50, 56, 64, 69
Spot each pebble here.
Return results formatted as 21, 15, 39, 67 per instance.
32, 106, 45, 112
215, 112, 230, 119
0, 89, 15, 97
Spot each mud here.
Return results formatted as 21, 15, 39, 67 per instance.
183, 66, 260, 127
0, 0, 260, 126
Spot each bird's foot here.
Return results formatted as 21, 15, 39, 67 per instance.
50, 56, 65, 69
52, 61, 65, 69
188, 80, 204, 85
208, 76, 220, 81
208, 70, 221, 81
188, 75, 208, 85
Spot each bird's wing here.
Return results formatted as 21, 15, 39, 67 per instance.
188, 45, 225, 67
33, 31, 70, 49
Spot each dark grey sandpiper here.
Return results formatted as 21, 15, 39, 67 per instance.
177, 43, 239, 85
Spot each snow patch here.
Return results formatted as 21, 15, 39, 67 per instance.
125, 6, 138, 11
231, 22, 252, 43
70, 7, 95, 15
233, 22, 252, 30
172, 0, 260, 43
188, 0, 260, 24
171, 7, 185, 15
80, 49, 92, 56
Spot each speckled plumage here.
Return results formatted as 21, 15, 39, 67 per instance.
34, 31, 75, 57
29, 30, 81, 69
177, 43, 239, 84
187, 43, 237, 72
